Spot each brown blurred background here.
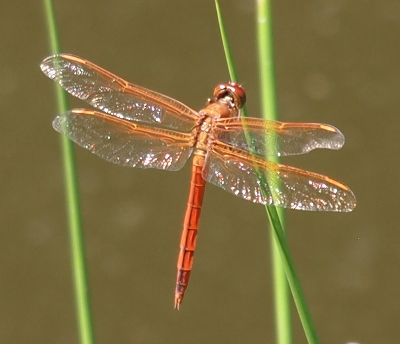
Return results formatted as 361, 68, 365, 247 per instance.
1, 0, 399, 343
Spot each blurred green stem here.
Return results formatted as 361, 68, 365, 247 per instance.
256, 1, 292, 343
42, 1, 96, 343
257, 1, 319, 343
216, 0, 320, 343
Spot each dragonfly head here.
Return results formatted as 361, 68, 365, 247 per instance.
212, 82, 247, 111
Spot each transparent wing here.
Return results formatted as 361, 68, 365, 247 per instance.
53, 109, 193, 171
213, 117, 345, 157
41, 54, 198, 132
203, 144, 356, 212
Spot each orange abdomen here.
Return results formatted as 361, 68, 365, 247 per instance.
174, 153, 206, 309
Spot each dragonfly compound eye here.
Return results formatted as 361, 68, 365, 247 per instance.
213, 82, 247, 109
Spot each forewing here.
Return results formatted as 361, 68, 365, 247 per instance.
203, 144, 356, 212
41, 54, 198, 132
53, 109, 193, 170
213, 117, 345, 157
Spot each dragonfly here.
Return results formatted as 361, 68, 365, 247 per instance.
41, 54, 356, 309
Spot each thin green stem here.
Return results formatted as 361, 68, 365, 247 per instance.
214, 0, 247, 119
214, 0, 238, 83
42, 1, 96, 343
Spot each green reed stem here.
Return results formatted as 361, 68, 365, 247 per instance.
256, 1, 292, 343
257, 1, 319, 343
216, 0, 320, 343
42, 1, 96, 343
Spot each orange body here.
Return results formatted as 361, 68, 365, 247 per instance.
175, 154, 206, 309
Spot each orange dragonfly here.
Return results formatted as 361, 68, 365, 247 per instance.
41, 54, 356, 309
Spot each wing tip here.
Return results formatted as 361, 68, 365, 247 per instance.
40, 53, 84, 75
